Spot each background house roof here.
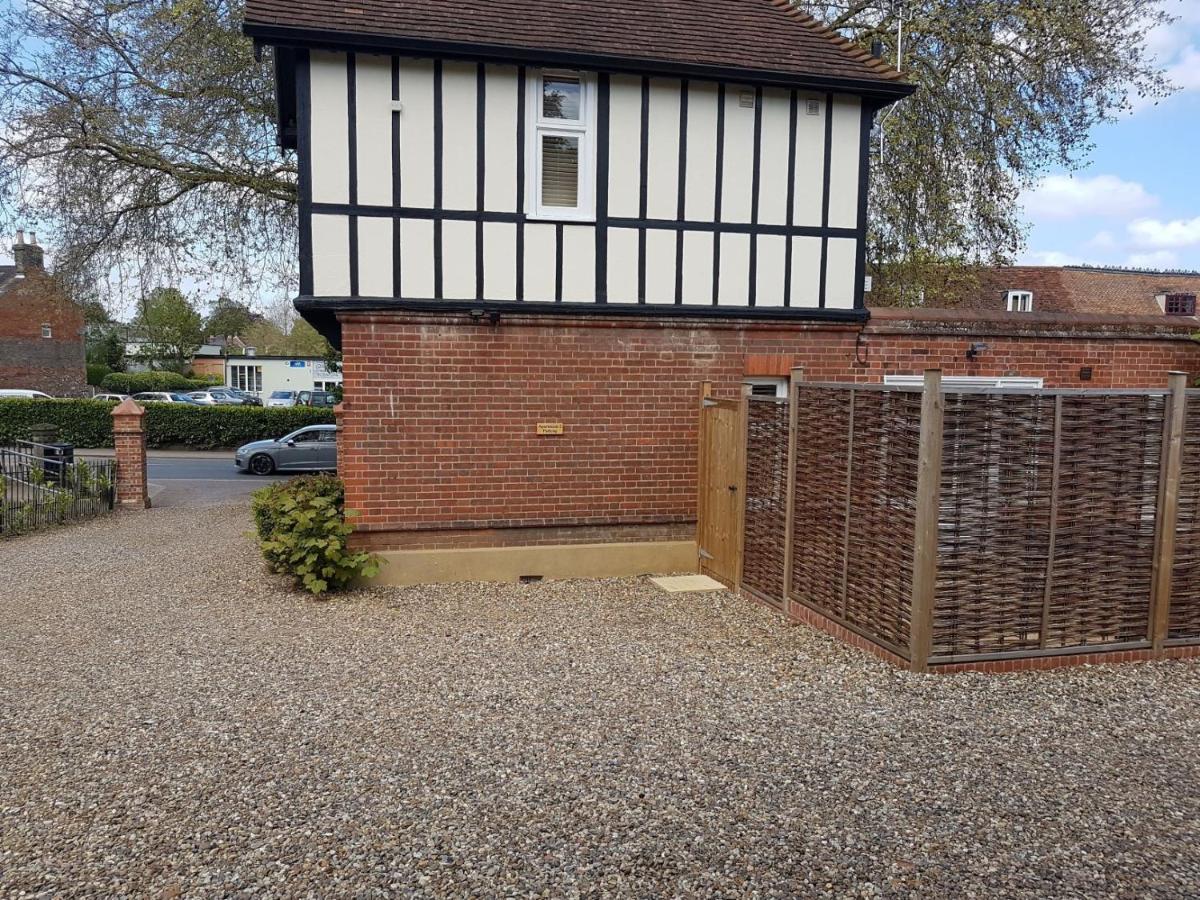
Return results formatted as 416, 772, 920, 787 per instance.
244, 0, 909, 93
0, 265, 16, 293
973, 266, 1200, 317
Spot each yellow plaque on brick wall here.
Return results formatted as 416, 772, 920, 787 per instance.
536, 422, 565, 435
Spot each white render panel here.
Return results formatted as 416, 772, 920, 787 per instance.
441, 219, 477, 299
311, 214, 350, 296
718, 233, 750, 306
607, 227, 640, 303
683, 82, 719, 222
792, 93, 825, 228
523, 223, 557, 302
310, 52, 349, 205
483, 222, 517, 300
789, 236, 822, 308
398, 59, 435, 208
483, 66, 519, 212
754, 234, 787, 307
399, 218, 435, 297
681, 231, 714, 305
719, 86, 755, 224
757, 89, 791, 226
441, 63, 478, 211
827, 96, 862, 229
561, 225, 596, 302
825, 237, 858, 309
355, 54, 393, 207
357, 217, 393, 297
644, 230, 677, 303
645, 80, 681, 220
607, 75, 642, 218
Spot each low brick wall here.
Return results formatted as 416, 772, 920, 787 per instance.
337, 308, 1200, 551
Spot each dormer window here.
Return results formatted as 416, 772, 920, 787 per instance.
526, 71, 596, 222
1006, 290, 1033, 313
1164, 292, 1196, 316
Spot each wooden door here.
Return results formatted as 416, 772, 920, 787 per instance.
698, 397, 744, 586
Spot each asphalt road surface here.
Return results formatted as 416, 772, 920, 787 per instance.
70, 452, 294, 508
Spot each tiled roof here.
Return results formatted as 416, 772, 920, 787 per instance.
243, 0, 908, 91
971, 266, 1200, 318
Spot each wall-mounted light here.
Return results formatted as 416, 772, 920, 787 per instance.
965, 342, 989, 360
469, 308, 501, 326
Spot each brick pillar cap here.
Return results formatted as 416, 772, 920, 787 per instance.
111, 398, 145, 417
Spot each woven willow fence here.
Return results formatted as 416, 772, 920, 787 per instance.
737, 370, 1199, 671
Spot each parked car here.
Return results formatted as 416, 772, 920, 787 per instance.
235, 424, 338, 475
131, 391, 203, 404
297, 389, 338, 408
188, 389, 245, 406
230, 389, 263, 406
264, 390, 298, 408
92, 393, 128, 402
0, 389, 53, 399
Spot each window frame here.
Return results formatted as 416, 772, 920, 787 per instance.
229, 364, 263, 394
40, 323, 52, 339
524, 69, 597, 222
1006, 290, 1034, 313
745, 377, 789, 399
1165, 293, 1196, 316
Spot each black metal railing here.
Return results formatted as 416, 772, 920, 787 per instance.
0, 441, 116, 536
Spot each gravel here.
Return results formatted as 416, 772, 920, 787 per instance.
3, 503, 1200, 898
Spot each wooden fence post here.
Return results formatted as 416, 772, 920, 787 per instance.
734, 383, 752, 592
782, 368, 803, 612
909, 369, 944, 672
696, 381, 713, 574
1149, 371, 1188, 652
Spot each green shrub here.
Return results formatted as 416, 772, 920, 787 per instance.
99, 371, 213, 394
251, 475, 378, 595
86, 364, 112, 386
0, 399, 334, 449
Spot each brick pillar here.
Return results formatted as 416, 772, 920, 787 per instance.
333, 402, 344, 478
111, 398, 150, 509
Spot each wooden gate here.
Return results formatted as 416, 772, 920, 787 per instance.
697, 389, 745, 586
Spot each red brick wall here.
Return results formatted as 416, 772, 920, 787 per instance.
0, 271, 87, 396
338, 310, 1200, 549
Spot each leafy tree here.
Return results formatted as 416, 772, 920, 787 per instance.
240, 317, 332, 357
135, 287, 204, 372
794, 0, 1173, 302
0, 0, 294, 304
87, 331, 128, 372
205, 296, 260, 340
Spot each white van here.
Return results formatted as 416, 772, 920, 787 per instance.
0, 389, 53, 399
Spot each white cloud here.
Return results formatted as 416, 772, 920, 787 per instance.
1126, 249, 1181, 268
1128, 216, 1200, 248
1087, 230, 1118, 251
1023, 174, 1158, 221
1019, 249, 1085, 266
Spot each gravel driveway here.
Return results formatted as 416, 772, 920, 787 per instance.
3, 504, 1200, 898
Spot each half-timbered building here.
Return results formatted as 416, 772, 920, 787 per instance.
245, 0, 914, 583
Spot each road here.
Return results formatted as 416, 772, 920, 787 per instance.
79, 451, 292, 507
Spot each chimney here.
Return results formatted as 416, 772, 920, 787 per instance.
13, 230, 44, 273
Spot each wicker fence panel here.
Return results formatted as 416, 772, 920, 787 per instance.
790, 387, 853, 619
1044, 395, 1163, 648
840, 390, 921, 651
933, 394, 1056, 657
1170, 394, 1200, 640
741, 398, 790, 604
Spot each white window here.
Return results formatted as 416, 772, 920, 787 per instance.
1006, 290, 1033, 312
525, 70, 596, 221
229, 364, 263, 393
745, 377, 789, 399
40, 323, 52, 338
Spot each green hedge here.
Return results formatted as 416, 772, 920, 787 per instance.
0, 399, 334, 449
99, 371, 219, 393
86, 364, 112, 387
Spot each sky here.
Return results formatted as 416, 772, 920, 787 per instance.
1020, 0, 1200, 271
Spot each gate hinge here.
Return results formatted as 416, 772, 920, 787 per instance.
702, 398, 719, 408
698, 548, 714, 560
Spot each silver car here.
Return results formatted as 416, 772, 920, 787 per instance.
235, 424, 337, 475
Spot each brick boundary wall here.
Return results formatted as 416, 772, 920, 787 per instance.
337, 308, 1200, 552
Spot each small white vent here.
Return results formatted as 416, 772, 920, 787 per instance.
806, 99, 821, 116
739, 90, 755, 109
